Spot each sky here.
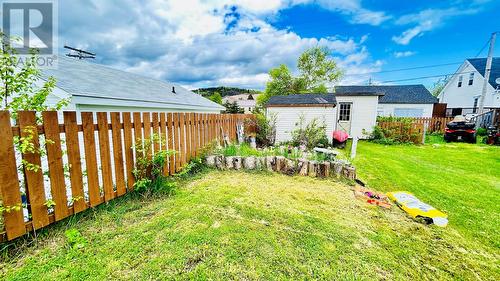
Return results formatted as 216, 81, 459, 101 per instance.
54, 0, 500, 90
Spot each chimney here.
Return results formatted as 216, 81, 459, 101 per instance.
172, 86, 176, 94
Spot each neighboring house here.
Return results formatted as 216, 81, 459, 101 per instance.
43, 56, 225, 113
265, 93, 380, 141
438, 57, 500, 116
335, 85, 437, 118
222, 94, 259, 113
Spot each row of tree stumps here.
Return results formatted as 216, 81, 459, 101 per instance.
205, 155, 356, 180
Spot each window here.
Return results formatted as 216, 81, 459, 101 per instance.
393, 108, 424, 117
468, 73, 474, 86
473, 97, 479, 113
458, 75, 463, 87
339, 103, 351, 121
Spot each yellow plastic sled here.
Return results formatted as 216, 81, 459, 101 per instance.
387, 191, 448, 227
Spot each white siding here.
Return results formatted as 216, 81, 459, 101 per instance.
439, 61, 499, 108
267, 95, 378, 143
336, 96, 378, 139
267, 106, 335, 143
378, 103, 434, 117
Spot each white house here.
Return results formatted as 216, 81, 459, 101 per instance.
222, 94, 259, 113
265, 93, 380, 142
438, 57, 500, 116
43, 56, 225, 113
335, 85, 437, 118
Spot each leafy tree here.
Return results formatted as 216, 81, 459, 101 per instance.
223, 101, 244, 114
297, 46, 343, 92
259, 46, 342, 105
430, 77, 448, 97
208, 92, 223, 104
0, 31, 67, 120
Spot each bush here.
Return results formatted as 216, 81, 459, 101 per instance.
132, 134, 176, 195
370, 122, 421, 145
247, 108, 276, 147
477, 127, 487, 136
291, 115, 329, 149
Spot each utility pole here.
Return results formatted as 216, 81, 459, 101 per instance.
478, 32, 496, 114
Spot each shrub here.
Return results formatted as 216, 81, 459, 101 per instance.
132, 134, 176, 195
370, 122, 421, 145
246, 109, 276, 147
477, 127, 487, 136
65, 228, 88, 250
291, 115, 329, 149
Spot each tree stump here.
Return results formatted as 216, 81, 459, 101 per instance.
265, 156, 276, 171
284, 159, 297, 176
342, 165, 356, 180
243, 156, 257, 170
276, 156, 286, 173
215, 155, 225, 170
256, 157, 265, 170
318, 161, 330, 178
233, 156, 242, 170
225, 156, 234, 169
332, 160, 343, 177
308, 161, 318, 177
298, 159, 309, 176
205, 155, 216, 167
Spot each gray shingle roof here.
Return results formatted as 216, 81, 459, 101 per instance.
466, 57, 500, 89
41, 56, 225, 110
266, 94, 336, 106
334, 85, 437, 104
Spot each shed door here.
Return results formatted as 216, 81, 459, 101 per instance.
337, 102, 352, 135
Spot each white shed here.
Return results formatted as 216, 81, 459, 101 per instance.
265, 93, 380, 142
42, 56, 225, 113
335, 85, 437, 118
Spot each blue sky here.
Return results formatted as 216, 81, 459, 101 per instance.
54, 0, 500, 90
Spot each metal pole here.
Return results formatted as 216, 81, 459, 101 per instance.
478, 32, 496, 115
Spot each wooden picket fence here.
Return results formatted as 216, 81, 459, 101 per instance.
0, 111, 254, 242
410, 117, 453, 133
377, 121, 425, 144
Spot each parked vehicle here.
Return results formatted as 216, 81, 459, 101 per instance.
444, 116, 476, 143
485, 126, 500, 145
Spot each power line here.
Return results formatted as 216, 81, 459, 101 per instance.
379, 71, 475, 84
344, 62, 462, 76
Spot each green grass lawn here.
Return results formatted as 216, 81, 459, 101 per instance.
1, 141, 499, 280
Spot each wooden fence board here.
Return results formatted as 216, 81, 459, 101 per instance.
159, 113, 168, 176
185, 113, 192, 161
168, 113, 175, 175
122, 112, 135, 190
179, 113, 187, 168
110, 112, 126, 196
18, 111, 50, 229
0, 111, 27, 239
63, 111, 87, 213
97, 112, 115, 201
190, 113, 196, 158
81, 112, 101, 207
152, 112, 160, 154
143, 112, 152, 160
42, 111, 70, 221
133, 112, 142, 158
173, 113, 181, 172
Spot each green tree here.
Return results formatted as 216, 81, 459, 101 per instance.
259, 46, 342, 105
223, 101, 244, 114
430, 77, 448, 97
0, 31, 67, 119
208, 92, 223, 104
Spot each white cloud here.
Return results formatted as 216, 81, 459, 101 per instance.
57, 0, 382, 89
394, 51, 416, 58
392, 7, 480, 45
